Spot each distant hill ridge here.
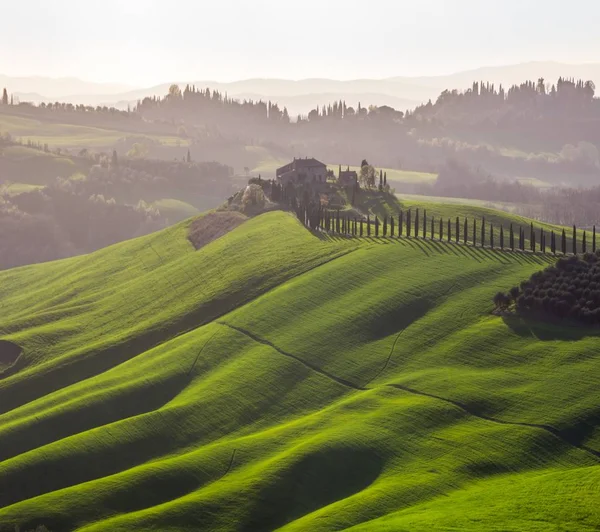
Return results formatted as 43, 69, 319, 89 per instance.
4, 61, 600, 114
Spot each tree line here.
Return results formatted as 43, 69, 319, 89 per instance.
312, 206, 594, 256
494, 253, 600, 326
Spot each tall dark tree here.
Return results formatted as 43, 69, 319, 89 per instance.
111, 149, 119, 167
541, 228, 545, 253
407, 210, 412, 237
500, 225, 504, 250
561, 229, 567, 254
473, 219, 477, 247
594, 226, 597, 253
336, 209, 340, 233
455, 217, 460, 243
384, 172, 387, 187
439, 217, 444, 241
383, 215, 388, 237
367, 215, 371, 236
583, 230, 587, 253
551, 230, 556, 255
490, 224, 494, 249
415, 208, 420, 237
481, 217, 485, 247
375, 216, 380, 237
573, 225, 577, 254
463, 218, 468, 244
360, 218, 364, 237
509, 223, 514, 251
431, 216, 435, 239
447, 218, 451, 242
520, 227, 524, 251
378, 169, 383, 190
399, 211, 403, 237
390, 215, 395, 237
529, 222, 535, 253
423, 209, 427, 238
1, 88, 8, 105
186, 149, 192, 163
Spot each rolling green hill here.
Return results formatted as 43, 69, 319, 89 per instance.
0, 209, 599, 531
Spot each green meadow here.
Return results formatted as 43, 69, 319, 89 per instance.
0, 113, 186, 150
0, 209, 598, 531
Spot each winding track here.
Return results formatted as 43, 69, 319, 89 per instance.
218, 321, 600, 462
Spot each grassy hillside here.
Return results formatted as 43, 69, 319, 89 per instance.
0, 112, 184, 150
0, 209, 599, 531
0, 144, 91, 186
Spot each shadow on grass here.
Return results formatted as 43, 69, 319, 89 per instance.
502, 314, 600, 341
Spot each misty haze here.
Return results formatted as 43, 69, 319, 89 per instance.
1, 1, 600, 531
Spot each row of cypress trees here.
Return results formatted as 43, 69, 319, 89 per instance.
318, 208, 596, 255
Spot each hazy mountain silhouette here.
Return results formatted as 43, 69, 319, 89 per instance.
0, 75, 136, 99
5, 62, 600, 114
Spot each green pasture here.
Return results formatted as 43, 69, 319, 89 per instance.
0, 209, 598, 531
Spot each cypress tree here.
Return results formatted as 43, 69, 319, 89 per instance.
594, 225, 597, 253
423, 209, 427, 238
551, 231, 556, 255
399, 211, 403, 237
431, 216, 435, 239
360, 218, 363, 237
336, 209, 340, 233
383, 215, 388, 237
367, 215, 371, 237
415, 208, 419, 237
541, 229, 545, 253
455, 217, 459, 243
509, 223, 514, 251
561, 229, 567, 254
375, 216, 379, 237
439, 218, 443, 241
447, 218, 451, 242
463, 218, 468, 244
520, 227, 524, 251
500, 225, 504, 250
473, 219, 477, 247
390, 215, 395, 237
481, 217, 485, 247
573, 225, 577, 254
407, 210, 412, 237
490, 224, 494, 249
583, 231, 587, 253
530, 223, 534, 252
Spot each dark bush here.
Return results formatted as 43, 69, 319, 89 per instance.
500, 253, 600, 326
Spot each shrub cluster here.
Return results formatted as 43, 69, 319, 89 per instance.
494, 252, 600, 325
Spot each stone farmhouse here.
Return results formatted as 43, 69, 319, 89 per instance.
276, 158, 327, 186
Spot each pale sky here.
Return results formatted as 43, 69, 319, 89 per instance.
2, 0, 599, 87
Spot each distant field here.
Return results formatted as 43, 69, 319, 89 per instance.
397, 192, 518, 212
152, 198, 200, 222
0, 144, 91, 184
0, 208, 599, 530
0, 112, 188, 149
0, 182, 43, 195
329, 164, 437, 185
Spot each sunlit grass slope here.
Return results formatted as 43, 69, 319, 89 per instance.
0, 209, 599, 531
0, 112, 185, 149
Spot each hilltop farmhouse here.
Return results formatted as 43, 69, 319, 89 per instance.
276, 157, 327, 186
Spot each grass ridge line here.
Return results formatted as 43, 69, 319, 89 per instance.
386, 384, 600, 460
219, 321, 600, 462
218, 322, 365, 391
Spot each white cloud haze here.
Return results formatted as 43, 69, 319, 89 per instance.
2, 0, 599, 86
